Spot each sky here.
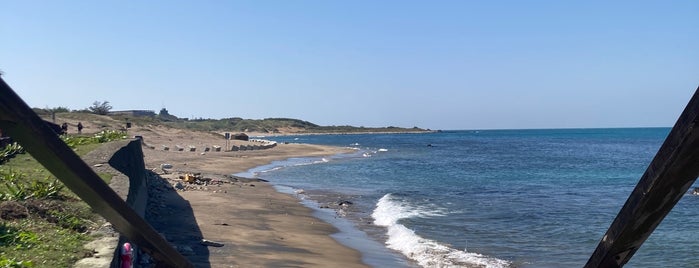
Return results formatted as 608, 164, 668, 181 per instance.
2, 1, 698, 130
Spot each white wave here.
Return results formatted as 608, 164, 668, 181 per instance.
378, 148, 388, 152
257, 166, 285, 174
292, 157, 330, 166
244, 157, 333, 177
372, 194, 511, 268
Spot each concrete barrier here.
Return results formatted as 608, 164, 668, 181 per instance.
76, 140, 150, 267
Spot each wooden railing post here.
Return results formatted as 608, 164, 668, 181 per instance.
0, 77, 192, 267
585, 85, 699, 267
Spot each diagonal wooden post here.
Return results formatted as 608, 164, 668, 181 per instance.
585, 85, 699, 267
0, 77, 193, 267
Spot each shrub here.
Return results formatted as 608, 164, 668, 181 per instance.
61, 130, 126, 148
0, 171, 64, 201
0, 143, 25, 165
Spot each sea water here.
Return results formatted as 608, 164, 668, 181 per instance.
238, 128, 699, 267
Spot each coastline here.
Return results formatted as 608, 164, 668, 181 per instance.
245, 130, 437, 138
132, 126, 372, 267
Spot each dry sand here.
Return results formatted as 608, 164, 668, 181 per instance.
126, 125, 369, 267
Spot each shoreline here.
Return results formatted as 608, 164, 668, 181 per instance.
232, 156, 415, 268
132, 126, 375, 267
245, 130, 437, 138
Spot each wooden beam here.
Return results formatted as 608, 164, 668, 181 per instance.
585, 85, 699, 267
0, 78, 192, 267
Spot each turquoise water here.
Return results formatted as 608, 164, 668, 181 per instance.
242, 128, 699, 267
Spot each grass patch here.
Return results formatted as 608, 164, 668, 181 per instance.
0, 132, 125, 267
98, 173, 113, 184
0, 219, 93, 267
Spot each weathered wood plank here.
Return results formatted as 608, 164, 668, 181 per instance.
0, 78, 192, 267
585, 85, 699, 267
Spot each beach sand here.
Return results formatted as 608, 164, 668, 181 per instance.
126, 125, 369, 267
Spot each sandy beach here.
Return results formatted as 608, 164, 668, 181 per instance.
122, 125, 370, 267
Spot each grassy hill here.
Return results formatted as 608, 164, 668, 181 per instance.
35, 109, 432, 134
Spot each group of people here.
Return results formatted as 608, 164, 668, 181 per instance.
61, 122, 84, 134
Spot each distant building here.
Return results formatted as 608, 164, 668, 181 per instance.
109, 110, 156, 117
233, 133, 249, 141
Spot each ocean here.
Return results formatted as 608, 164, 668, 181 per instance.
236, 128, 699, 267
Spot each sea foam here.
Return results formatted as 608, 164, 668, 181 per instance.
372, 194, 511, 268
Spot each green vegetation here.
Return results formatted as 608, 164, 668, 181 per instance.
39, 105, 431, 134
0, 130, 126, 267
132, 115, 430, 134
166, 117, 430, 133
62, 130, 126, 148
87, 101, 112, 115
0, 171, 63, 201
0, 143, 25, 165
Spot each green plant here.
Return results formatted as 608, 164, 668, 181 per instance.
0, 171, 64, 201
52, 212, 86, 233
26, 180, 64, 200
61, 130, 126, 148
0, 257, 33, 268
0, 143, 25, 165
1, 170, 28, 201
0, 223, 38, 250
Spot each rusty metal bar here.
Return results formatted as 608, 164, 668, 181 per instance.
585, 85, 699, 267
0, 77, 192, 267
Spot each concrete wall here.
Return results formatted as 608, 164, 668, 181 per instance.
108, 140, 149, 217
75, 139, 150, 268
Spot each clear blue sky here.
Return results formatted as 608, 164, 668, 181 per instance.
2, 1, 698, 130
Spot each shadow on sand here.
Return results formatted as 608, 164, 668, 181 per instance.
144, 170, 211, 267
105, 140, 210, 267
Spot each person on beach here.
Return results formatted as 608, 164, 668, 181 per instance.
61, 123, 68, 134
77, 122, 83, 134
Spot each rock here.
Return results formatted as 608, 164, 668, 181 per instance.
174, 182, 185, 190
73, 236, 120, 268
338, 200, 353, 207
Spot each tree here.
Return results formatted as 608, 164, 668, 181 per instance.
48, 106, 71, 113
88, 101, 112, 115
